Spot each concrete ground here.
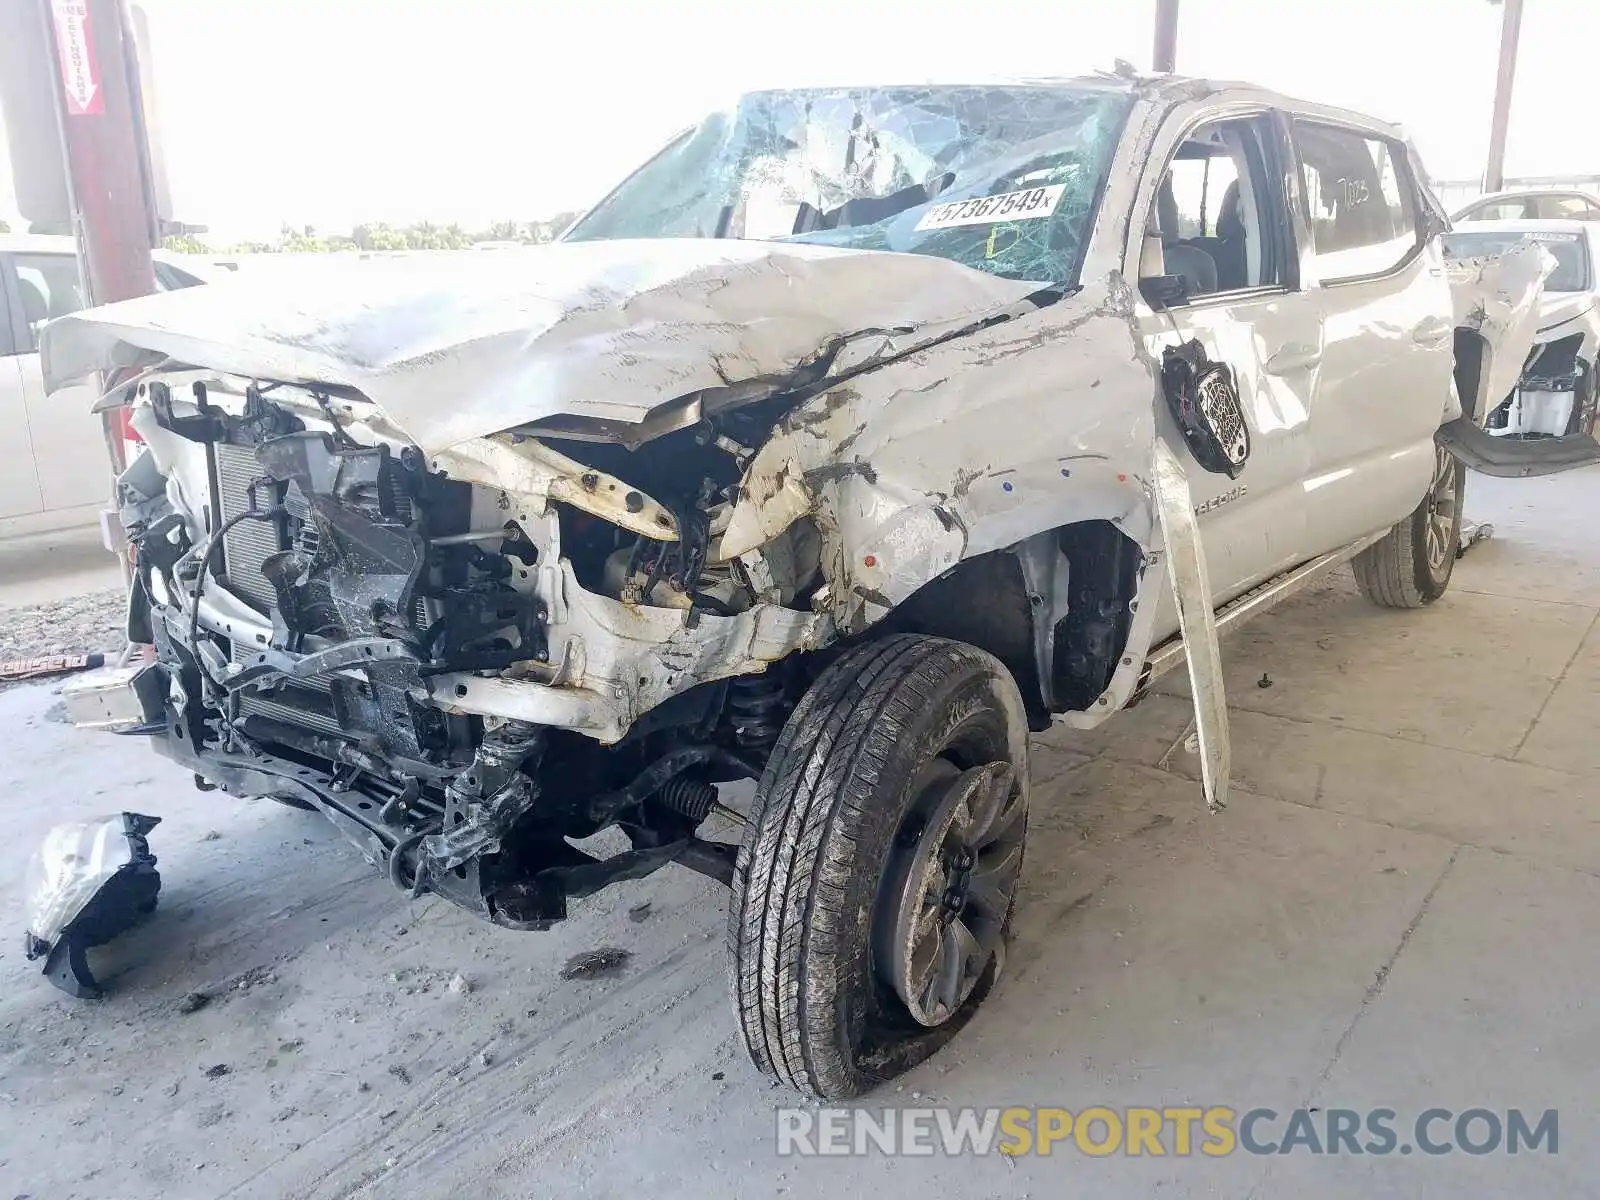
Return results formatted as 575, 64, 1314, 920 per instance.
0, 466, 1595, 1199
0, 523, 121, 610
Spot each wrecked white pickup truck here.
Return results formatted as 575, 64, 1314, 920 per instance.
42, 75, 1600, 1099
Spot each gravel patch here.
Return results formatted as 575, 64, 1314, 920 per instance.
0, 586, 126, 683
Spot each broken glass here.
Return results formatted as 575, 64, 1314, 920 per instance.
564, 84, 1134, 286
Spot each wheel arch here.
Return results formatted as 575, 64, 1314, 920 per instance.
869, 519, 1147, 729
1453, 327, 1492, 423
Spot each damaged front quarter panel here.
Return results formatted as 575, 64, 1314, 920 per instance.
722, 280, 1162, 639
428, 437, 834, 742
1445, 239, 1554, 423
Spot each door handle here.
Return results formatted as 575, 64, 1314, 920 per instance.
1413, 318, 1452, 347
1264, 343, 1322, 375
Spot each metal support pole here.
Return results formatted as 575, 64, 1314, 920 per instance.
37, 0, 159, 477
1153, 0, 1180, 73
39, 0, 159, 308
35, 0, 161, 601
1483, 0, 1524, 194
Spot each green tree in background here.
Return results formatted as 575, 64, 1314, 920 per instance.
149, 211, 589, 256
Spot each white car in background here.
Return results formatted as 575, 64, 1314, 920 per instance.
1443, 220, 1600, 438
0, 233, 217, 536
1452, 189, 1600, 223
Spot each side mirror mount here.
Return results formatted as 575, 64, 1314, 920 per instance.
1141, 273, 1191, 310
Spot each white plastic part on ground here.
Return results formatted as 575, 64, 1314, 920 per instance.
23, 815, 140, 950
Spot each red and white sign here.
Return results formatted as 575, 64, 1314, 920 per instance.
51, 0, 104, 117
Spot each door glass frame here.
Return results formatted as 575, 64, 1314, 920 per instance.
1135, 107, 1301, 313
1288, 118, 1428, 287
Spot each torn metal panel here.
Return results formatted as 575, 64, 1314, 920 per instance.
1444, 221, 1600, 439
1151, 439, 1230, 812
1443, 238, 1554, 422
421, 560, 832, 744
440, 436, 681, 542
722, 284, 1161, 636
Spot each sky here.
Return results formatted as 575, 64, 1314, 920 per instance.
2, 0, 1596, 242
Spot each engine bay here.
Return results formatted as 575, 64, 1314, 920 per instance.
118, 376, 830, 930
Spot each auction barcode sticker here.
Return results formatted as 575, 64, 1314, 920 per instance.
914, 184, 1067, 231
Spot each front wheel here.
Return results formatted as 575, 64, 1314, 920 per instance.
728, 635, 1030, 1099
1352, 445, 1464, 609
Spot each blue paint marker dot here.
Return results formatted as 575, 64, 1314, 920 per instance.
1060, 467, 1071, 477
1002, 481, 1014, 492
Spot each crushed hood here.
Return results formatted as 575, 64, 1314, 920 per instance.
40, 239, 1039, 454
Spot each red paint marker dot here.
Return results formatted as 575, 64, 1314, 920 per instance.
1117, 473, 1128, 483
863, 555, 877, 568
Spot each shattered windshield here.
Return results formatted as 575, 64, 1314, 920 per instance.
1443, 230, 1591, 293
563, 85, 1132, 286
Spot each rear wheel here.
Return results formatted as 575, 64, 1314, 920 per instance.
728, 635, 1029, 1099
1353, 445, 1464, 608
1568, 376, 1598, 436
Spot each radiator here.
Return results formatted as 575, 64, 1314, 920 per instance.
213, 443, 283, 613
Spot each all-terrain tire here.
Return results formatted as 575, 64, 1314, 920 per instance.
728, 634, 1030, 1099
1352, 445, 1465, 608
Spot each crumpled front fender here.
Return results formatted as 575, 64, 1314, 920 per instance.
1447, 240, 1556, 423
721, 283, 1161, 635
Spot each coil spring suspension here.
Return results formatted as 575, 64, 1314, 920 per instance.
727, 675, 789, 753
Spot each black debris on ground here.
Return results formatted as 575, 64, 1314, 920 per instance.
559, 947, 632, 981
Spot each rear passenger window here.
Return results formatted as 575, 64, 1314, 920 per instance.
1542, 196, 1600, 221
1469, 200, 1532, 221
1293, 123, 1421, 281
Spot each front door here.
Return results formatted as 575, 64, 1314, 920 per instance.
1131, 106, 1321, 639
